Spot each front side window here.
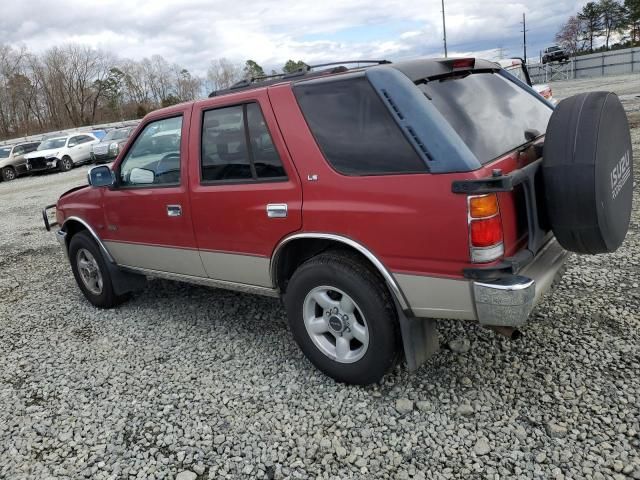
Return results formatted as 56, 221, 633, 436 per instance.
119, 116, 183, 187
201, 103, 287, 182
0, 147, 11, 158
77, 135, 94, 144
293, 76, 427, 176
68, 136, 83, 146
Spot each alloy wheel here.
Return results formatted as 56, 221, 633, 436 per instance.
76, 248, 103, 295
303, 286, 369, 363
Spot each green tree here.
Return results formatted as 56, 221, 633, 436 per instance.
161, 94, 180, 108
243, 60, 265, 80
626, 0, 640, 44
599, 0, 628, 48
579, 2, 604, 51
282, 60, 308, 73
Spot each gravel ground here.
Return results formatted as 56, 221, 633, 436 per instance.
1, 76, 639, 480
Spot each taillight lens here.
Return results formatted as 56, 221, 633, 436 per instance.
468, 194, 504, 263
469, 194, 499, 218
470, 216, 503, 247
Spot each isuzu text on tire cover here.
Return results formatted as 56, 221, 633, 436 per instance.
43, 58, 634, 385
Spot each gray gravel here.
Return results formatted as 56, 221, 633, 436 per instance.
1, 76, 639, 479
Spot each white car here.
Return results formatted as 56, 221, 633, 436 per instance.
25, 133, 99, 173
497, 59, 557, 105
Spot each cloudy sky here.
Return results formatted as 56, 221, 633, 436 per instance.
1, 0, 585, 73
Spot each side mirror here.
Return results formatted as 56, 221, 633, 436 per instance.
129, 167, 155, 185
68, 142, 77, 148
87, 165, 114, 187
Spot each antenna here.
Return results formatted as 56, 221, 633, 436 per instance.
521, 13, 528, 63
441, 0, 448, 58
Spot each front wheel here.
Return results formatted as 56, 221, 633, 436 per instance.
2, 166, 16, 181
58, 156, 73, 172
284, 251, 400, 385
69, 231, 128, 308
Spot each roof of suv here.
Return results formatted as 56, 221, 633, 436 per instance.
208, 57, 501, 98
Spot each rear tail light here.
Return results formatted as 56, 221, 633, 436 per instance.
468, 194, 504, 263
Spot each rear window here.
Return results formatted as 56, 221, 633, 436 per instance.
417, 73, 552, 164
294, 76, 427, 175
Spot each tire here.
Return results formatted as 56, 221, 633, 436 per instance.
58, 156, 73, 172
284, 251, 400, 385
2, 166, 16, 181
68, 231, 127, 308
543, 92, 633, 254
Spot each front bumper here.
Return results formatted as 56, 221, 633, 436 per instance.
91, 152, 115, 163
27, 158, 58, 171
473, 238, 568, 327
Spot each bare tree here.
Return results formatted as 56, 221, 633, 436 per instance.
206, 58, 242, 92
556, 16, 587, 54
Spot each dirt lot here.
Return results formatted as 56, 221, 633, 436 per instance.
0, 76, 639, 480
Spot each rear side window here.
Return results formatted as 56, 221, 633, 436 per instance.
418, 73, 552, 164
294, 77, 427, 175
201, 102, 287, 182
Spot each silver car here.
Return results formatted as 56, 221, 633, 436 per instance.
0, 141, 41, 181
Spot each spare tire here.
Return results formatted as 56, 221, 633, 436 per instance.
542, 91, 633, 254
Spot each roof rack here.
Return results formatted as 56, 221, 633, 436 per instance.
209, 59, 391, 98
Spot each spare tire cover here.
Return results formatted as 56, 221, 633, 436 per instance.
542, 91, 633, 254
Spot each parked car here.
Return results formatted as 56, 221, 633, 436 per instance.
91, 129, 107, 140
43, 58, 633, 385
0, 141, 40, 181
25, 133, 99, 173
497, 59, 557, 105
542, 46, 569, 64
91, 127, 135, 164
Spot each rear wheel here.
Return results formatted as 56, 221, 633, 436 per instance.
69, 231, 127, 308
2, 166, 16, 181
284, 251, 400, 385
58, 156, 73, 172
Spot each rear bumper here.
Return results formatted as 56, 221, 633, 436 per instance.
473, 238, 568, 326
394, 238, 569, 327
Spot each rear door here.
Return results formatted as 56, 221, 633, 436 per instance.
101, 106, 206, 277
188, 89, 302, 288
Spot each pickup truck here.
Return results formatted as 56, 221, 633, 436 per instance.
43, 58, 633, 385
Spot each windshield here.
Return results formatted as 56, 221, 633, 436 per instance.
104, 128, 131, 141
547, 47, 561, 52
38, 138, 67, 150
418, 72, 552, 164
0, 147, 12, 158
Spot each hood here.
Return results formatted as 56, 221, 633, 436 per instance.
25, 147, 61, 159
96, 137, 128, 147
59, 184, 89, 200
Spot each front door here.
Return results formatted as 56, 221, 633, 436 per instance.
101, 106, 206, 277
188, 91, 302, 288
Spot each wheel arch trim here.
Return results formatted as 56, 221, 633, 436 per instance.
270, 233, 411, 312
62, 216, 115, 264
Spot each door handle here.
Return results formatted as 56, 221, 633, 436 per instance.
167, 205, 182, 217
267, 204, 288, 218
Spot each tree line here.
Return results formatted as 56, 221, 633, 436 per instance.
0, 42, 306, 142
556, 0, 639, 55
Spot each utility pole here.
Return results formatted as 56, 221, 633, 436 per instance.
441, 0, 448, 58
521, 13, 528, 63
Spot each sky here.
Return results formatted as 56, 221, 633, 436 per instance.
0, 0, 587, 74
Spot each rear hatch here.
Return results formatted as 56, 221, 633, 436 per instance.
416, 64, 554, 259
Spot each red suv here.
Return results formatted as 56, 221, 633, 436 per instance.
44, 58, 633, 385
